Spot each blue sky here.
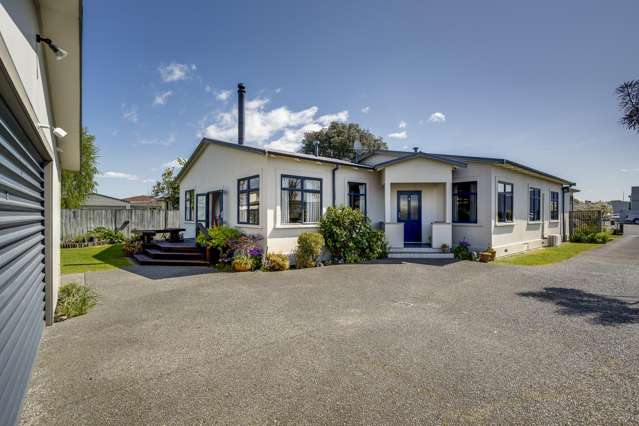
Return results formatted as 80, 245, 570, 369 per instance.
84, 0, 639, 201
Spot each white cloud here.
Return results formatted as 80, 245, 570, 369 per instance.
215, 89, 232, 101
138, 134, 176, 146
122, 104, 139, 123
153, 90, 173, 106
388, 130, 408, 139
318, 110, 349, 125
361, 106, 370, 114
620, 168, 639, 172
274, 88, 282, 94
200, 97, 348, 152
97, 171, 139, 181
398, 120, 407, 128
158, 62, 196, 82
428, 112, 446, 123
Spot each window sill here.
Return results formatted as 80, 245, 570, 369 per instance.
452, 222, 482, 227
276, 223, 320, 229
184, 220, 195, 224
548, 220, 560, 223
236, 224, 263, 229
495, 221, 514, 227
528, 221, 542, 225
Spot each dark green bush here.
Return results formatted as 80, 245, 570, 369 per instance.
55, 282, 97, 321
570, 230, 611, 244
319, 206, 387, 264
295, 232, 324, 268
89, 226, 125, 244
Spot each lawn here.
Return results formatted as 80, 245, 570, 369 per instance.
61, 244, 131, 275
496, 242, 600, 266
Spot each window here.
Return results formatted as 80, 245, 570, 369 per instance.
497, 181, 514, 223
452, 181, 477, 223
529, 187, 541, 222
347, 182, 366, 214
550, 191, 559, 221
281, 175, 322, 224
238, 176, 260, 225
184, 190, 194, 221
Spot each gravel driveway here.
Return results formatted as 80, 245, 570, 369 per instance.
21, 227, 639, 424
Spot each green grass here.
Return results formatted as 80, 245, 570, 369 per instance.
61, 244, 130, 275
496, 242, 601, 266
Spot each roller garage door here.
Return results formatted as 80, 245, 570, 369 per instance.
0, 96, 46, 424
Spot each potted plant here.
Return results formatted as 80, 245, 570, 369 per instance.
440, 243, 450, 253
232, 254, 253, 272
479, 246, 496, 263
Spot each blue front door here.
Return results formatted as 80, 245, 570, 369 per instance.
397, 191, 421, 243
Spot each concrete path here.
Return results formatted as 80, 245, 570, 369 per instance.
21, 227, 639, 424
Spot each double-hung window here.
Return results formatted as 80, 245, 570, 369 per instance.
452, 181, 477, 223
281, 175, 322, 224
347, 182, 366, 214
497, 182, 513, 223
238, 176, 260, 225
529, 187, 541, 222
184, 189, 194, 221
550, 191, 559, 221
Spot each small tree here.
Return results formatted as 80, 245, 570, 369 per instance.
616, 80, 639, 133
61, 129, 99, 208
151, 158, 186, 209
300, 122, 386, 161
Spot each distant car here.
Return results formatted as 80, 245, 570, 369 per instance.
624, 211, 639, 224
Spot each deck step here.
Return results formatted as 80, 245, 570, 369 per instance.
144, 248, 204, 260
133, 253, 209, 266
389, 247, 441, 253
150, 240, 200, 253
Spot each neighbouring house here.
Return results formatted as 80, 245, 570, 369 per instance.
122, 194, 168, 209
609, 200, 630, 215
0, 0, 82, 423
82, 192, 132, 209
631, 186, 639, 211
176, 140, 575, 260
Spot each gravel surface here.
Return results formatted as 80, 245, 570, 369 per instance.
21, 226, 639, 425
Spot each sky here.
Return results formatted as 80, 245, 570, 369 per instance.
83, 0, 639, 201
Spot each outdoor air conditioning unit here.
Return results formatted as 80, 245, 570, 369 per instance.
547, 234, 561, 247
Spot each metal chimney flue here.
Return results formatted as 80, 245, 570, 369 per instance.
237, 83, 246, 145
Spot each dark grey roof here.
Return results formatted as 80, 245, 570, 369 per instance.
176, 138, 372, 182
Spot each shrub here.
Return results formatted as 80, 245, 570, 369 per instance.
570, 230, 611, 244
89, 226, 125, 244
319, 206, 387, 264
232, 255, 254, 272
225, 234, 263, 265
55, 282, 98, 321
207, 225, 243, 250
262, 252, 290, 271
295, 232, 324, 268
122, 235, 143, 256
453, 239, 472, 260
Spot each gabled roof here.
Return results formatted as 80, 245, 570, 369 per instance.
176, 138, 373, 183
372, 152, 467, 170
361, 150, 574, 185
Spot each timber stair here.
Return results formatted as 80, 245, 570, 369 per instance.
133, 239, 209, 266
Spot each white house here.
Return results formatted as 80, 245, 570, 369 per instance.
0, 0, 81, 423
176, 138, 575, 260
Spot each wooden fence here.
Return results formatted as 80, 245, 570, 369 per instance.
61, 209, 180, 241
569, 210, 602, 236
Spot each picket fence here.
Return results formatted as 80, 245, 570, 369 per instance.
61, 209, 180, 241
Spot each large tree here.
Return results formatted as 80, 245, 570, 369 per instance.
616, 80, 639, 133
61, 129, 99, 208
300, 122, 386, 161
151, 158, 186, 209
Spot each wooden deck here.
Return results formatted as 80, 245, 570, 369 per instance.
133, 239, 208, 266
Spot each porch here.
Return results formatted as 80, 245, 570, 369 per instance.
382, 180, 453, 259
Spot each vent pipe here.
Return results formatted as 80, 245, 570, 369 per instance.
412, 146, 419, 153
237, 83, 246, 145
314, 140, 320, 156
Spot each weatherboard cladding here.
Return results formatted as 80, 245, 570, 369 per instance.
0, 96, 46, 425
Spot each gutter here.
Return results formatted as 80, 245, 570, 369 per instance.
561, 183, 575, 241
